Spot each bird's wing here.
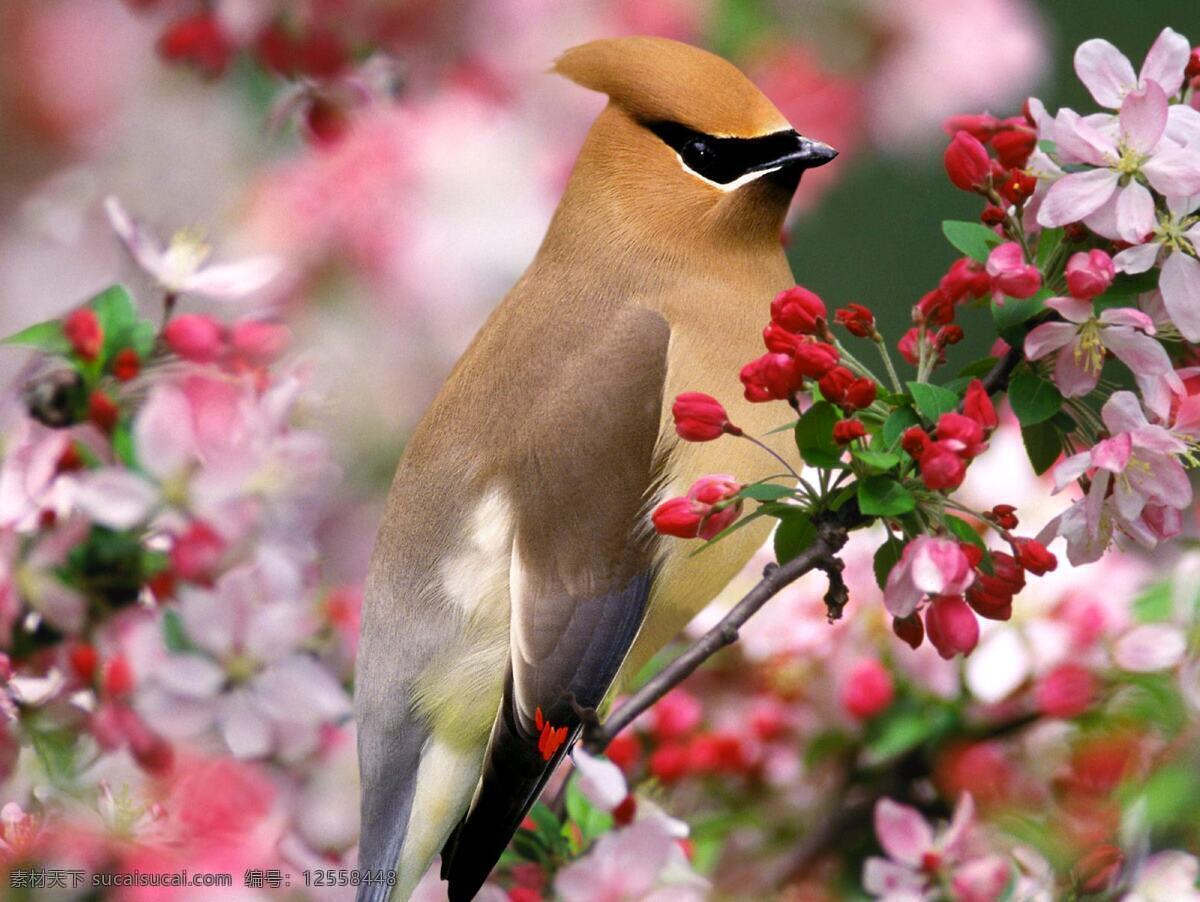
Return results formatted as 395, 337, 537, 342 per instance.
440, 304, 672, 900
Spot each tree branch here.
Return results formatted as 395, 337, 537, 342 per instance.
581, 518, 851, 753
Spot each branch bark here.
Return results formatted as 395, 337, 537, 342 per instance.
581, 518, 850, 753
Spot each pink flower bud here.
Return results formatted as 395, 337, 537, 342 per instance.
740, 353, 801, 402
762, 322, 802, 354
883, 536, 975, 618
652, 689, 703, 740
916, 289, 954, 326
672, 392, 741, 441
991, 126, 1036, 168
164, 314, 225, 363
925, 595, 980, 659
651, 475, 743, 541
986, 242, 1042, 300
1035, 663, 1095, 718
897, 328, 921, 365
792, 341, 839, 379
841, 659, 895, 719
943, 131, 992, 191
942, 113, 1000, 141
901, 426, 931, 459
1065, 249, 1115, 300
230, 319, 291, 365
940, 258, 991, 302
770, 286, 826, 334
170, 520, 226, 584
64, 308, 103, 361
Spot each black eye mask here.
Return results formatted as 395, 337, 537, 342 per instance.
646, 121, 837, 185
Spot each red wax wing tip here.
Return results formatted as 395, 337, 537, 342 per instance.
537, 722, 569, 761
535, 706, 545, 731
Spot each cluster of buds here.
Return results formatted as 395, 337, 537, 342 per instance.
896, 256, 995, 369
943, 111, 1038, 210
900, 381, 997, 491
742, 288, 880, 421
164, 314, 291, 377
652, 475, 743, 541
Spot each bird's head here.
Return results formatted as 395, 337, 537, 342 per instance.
553, 36, 837, 251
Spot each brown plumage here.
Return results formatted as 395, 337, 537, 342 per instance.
355, 35, 835, 902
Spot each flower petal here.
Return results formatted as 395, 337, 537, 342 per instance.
72, 469, 159, 530
1024, 322, 1078, 360
1159, 252, 1200, 342
1139, 27, 1191, 97
1038, 169, 1119, 228
1119, 82, 1168, 154
1046, 296, 1094, 323
1114, 624, 1187, 672
1113, 242, 1161, 274
1115, 181, 1156, 243
1074, 39, 1137, 107
103, 196, 166, 277
182, 256, 283, 301
1142, 144, 1200, 198
874, 798, 934, 867
1052, 109, 1118, 165
571, 748, 628, 811
1053, 341, 1101, 397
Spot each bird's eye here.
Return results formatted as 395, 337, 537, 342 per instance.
682, 138, 715, 169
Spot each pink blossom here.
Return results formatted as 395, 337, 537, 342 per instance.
1113, 623, 1188, 672
1074, 27, 1192, 109
1114, 196, 1200, 341
105, 196, 281, 301
883, 536, 974, 618
1043, 392, 1191, 564
1122, 850, 1200, 901
985, 242, 1041, 300
1037, 83, 1200, 241
1065, 249, 1116, 299
571, 748, 629, 812
864, 794, 978, 899
1024, 297, 1174, 401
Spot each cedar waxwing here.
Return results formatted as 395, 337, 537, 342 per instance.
356, 35, 836, 902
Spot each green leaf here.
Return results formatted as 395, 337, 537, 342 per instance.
565, 780, 613, 842
739, 483, 796, 502
30, 729, 78, 784
873, 535, 904, 589
907, 381, 959, 422
774, 511, 816, 564
88, 285, 138, 362
1034, 227, 1064, 269
992, 288, 1050, 341
863, 704, 956, 766
1021, 420, 1062, 475
162, 609, 194, 653
527, 803, 563, 848
853, 449, 900, 472
1130, 764, 1200, 826
765, 418, 800, 435
883, 406, 921, 448
129, 319, 158, 359
942, 220, 1003, 262
944, 514, 984, 550
795, 401, 843, 469
2, 319, 71, 355
111, 422, 137, 469
1008, 368, 1063, 426
958, 357, 998, 379
1037, 139, 1057, 155
1132, 581, 1173, 623
857, 476, 915, 517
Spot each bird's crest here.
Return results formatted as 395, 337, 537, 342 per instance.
553, 36, 791, 139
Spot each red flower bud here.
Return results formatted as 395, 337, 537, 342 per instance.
740, 353, 801, 402
936, 412, 986, 458
900, 426, 931, 459
792, 341, 840, 379
835, 303, 876, 338
942, 114, 1000, 142
958, 541, 984, 569
997, 168, 1037, 205
980, 204, 1007, 225
763, 322, 802, 354
648, 744, 688, 783
1010, 537, 1057, 575
892, 612, 924, 649
832, 418, 866, 445
297, 27, 350, 80
770, 286, 826, 334
157, 13, 233, 78
936, 325, 964, 346
56, 443, 83, 474
69, 643, 99, 683
1065, 249, 1115, 300
105, 655, 135, 698
944, 131, 992, 191
916, 289, 954, 327
1187, 47, 1200, 80
940, 258, 991, 302
112, 348, 141, 382
991, 128, 1036, 169
918, 441, 967, 491
1035, 663, 1095, 718
963, 379, 998, 431
64, 309, 103, 361
844, 377, 877, 411
990, 504, 1018, 529
1075, 844, 1124, 894
164, 314, 225, 363
652, 475, 743, 541
841, 659, 895, 720
897, 328, 921, 366
672, 392, 741, 441
88, 391, 119, 433
925, 595, 980, 659
817, 365, 855, 404
304, 97, 351, 147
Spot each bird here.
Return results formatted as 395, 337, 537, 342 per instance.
355, 35, 836, 902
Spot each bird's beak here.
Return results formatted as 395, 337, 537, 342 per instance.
761, 132, 838, 172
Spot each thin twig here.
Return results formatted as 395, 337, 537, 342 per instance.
582, 519, 850, 753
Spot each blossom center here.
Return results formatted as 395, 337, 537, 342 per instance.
161, 229, 212, 286
1073, 320, 1106, 375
